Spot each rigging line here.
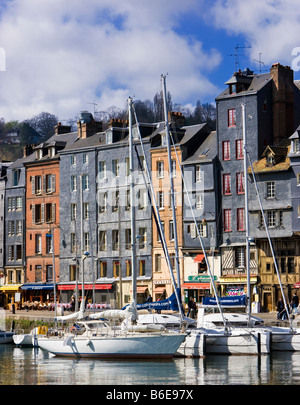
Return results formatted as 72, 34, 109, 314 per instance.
132, 102, 184, 320
169, 130, 228, 330
247, 150, 293, 331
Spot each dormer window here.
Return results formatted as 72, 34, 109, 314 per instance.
294, 139, 299, 153
106, 129, 112, 144
266, 155, 275, 166
161, 133, 167, 146
36, 149, 43, 160
49, 147, 56, 158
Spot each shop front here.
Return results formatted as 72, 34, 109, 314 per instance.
21, 283, 55, 308
181, 275, 219, 306
219, 274, 259, 302
0, 284, 22, 309
57, 282, 115, 308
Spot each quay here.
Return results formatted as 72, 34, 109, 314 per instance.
3, 308, 300, 328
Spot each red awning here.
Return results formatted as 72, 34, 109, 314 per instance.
58, 284, 113, 290
294, 282, 300, 289
182, 283, 211, 290
194, 254, 205, 263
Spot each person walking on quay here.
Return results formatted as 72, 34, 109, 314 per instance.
187, 297, 197, 319
291, 292, 299, 314
277, 297, 287, 320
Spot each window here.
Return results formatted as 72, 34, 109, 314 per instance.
35, 234, 42, 254
236, 172, 245, 194
139, 260, 146, 276
112, 159, 119, 177
69, 265, 77, 281
16, 220, 22, 235
8, 246, 14, 261
157, 221, 164, 241
84, 232, 89, 251
222, 141, 230, 160
83, 202, 89, 220
171, 160, 176, 177
16, 245, 22, 261
71, 204, 77, 220
157, 161, 164, 178
33, 204, 43, 224
125, 229, 131, 250
113, 260, 120, 277
45, 174, 55, 193
138, 189, 147, 210
33, 175, 42, 194
224, 209, 232, 232
139, 227, 147, 248
16, 197, 22, 210
196, 194, 204, 209
267, 210, 276, 227
98, 161, 106, 179
158, 191, 164, 209
71, 175, 77, 192
12, 170, 20, 186
70, 233, 76, 253
266, 181, 275, 198
98, 192, 107, 213
237, 208, 245, 231
99, 231, 107, 251
228, 108, 236, 127
46, 234, 53, 254
196, 166, 203, 183
83, 153, 88, 164
99, 261, 107, 278
236, 247, 245, 268
236, 139, 243, 159
298, 205, 300, 218
46, 265, 53, 282
223, 174, 231, 195
266, 155, 275, 166
82, 174, 89, 190
155, 254, 161, 272
126, 260, 132, 276
294, 139, 300, 153
71, 155, 76, 165
35, 265, 42, 282
112, 190, 119, 212
112, 230, 119, 250
45, 203, 55, 223
297, 173, 300, 186
8, 221, 14, 236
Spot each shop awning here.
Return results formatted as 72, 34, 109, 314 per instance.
154, 286, 166, 294
0, 284, 22, 291
182, 283, 211, 290
294, 281, 300, 289
194, 254, 205, 263
21, 283, 54, 290
137, 286, 148, 293
57, 284, 113, 290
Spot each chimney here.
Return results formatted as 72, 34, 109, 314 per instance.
55, 122, 72, 135
270, 63, 295, 143
168, 111, 185, 128
108, 118, 128, 128
23, 144, 35, 157
77, 111, 103, 138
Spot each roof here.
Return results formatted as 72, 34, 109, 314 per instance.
216, 72, 272, 100
182, 130, 217, 165
249, 142, 291, 174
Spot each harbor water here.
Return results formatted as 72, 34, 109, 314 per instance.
1, 343, 300, 385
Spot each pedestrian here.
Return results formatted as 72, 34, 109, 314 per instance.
70, 295, 75, 311
291, 293, 299, 310
187, 297, 197, 319
276, 297, 285, 320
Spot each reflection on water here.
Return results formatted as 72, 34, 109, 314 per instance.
1, 344, 300, 385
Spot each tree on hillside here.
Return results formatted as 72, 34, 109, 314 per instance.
26, 112, 58, 141
19, 122, 41, 146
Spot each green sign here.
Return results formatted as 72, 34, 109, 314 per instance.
188, 275, 217, 282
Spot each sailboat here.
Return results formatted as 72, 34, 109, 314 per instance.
36, 97, 186, 358
125, 76, 269, 356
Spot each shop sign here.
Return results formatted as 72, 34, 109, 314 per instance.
188, 275, 217, 282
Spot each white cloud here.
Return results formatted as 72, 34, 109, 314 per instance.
0, 0, 221, 122
209, 0, 300, 70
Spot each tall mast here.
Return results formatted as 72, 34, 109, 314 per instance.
161, 74, 181, 289
128, 97, 137, 303
242, 103, 251, 321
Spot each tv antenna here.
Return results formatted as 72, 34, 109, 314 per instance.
252, 53, 267, 73
229, 43, 252, 72
85, 102, 99, 115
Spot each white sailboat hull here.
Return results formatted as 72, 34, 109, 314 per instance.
13, 333, 36, 347
37, 332, 186, 358
176, 328, 271, 357
0, 331, 14, 344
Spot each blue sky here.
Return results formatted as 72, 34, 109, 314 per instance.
0, 0, 300, 122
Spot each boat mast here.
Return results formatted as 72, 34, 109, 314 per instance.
248, 157, 293, 330
242, 103, 251, 322
161, 74, 181, 289
128, 97, 137, 303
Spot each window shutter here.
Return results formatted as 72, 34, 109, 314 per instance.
52, 175, 56, 193
32, 205, 35, 224
41, 204, 45, 223
52, 203, 56, 222
32, 176, 35, 194
191, 224, 196, 239
43, 175, 46, 193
